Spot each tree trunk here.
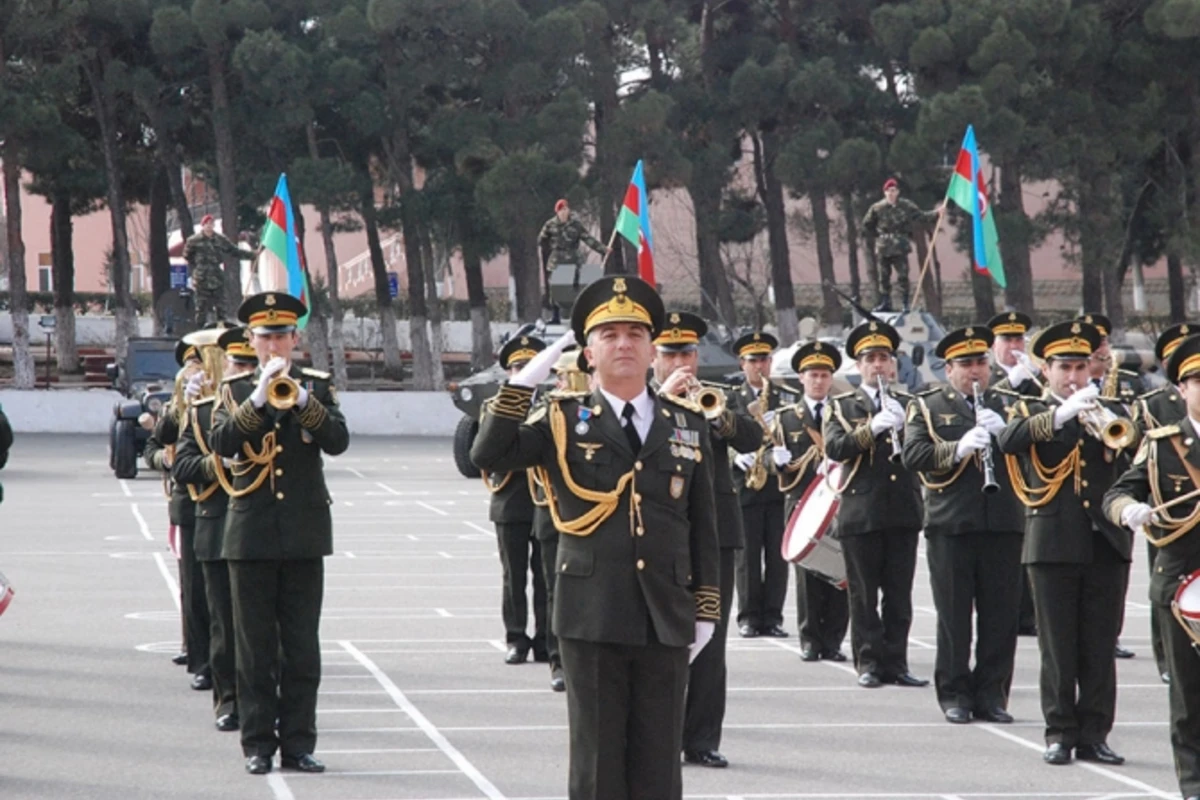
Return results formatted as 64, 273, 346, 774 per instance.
149, 168, 172, 334
508, 229, 542, 322
998, 159, 1034, 314
841, 192, 862, 301
1077, 171, 1108, 315
462, 230, 492, 371
593, 68, 625, 276
808, 187, 841, 330
1103, 251, 1126, 339
2, 154, 34, 388
83, 51, 137, 360
208, 46, 242, 315
398, 193, 435, 390
754, 132, 797, 343
50, 189, 79, 374
306, 125, 346, 389
690, 183, 736, 327
1168, 252, 1187, 323
419, 223, 445, 390
360, 188, 403, 379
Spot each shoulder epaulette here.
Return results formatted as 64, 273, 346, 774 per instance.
891, 388, 914, 399
1118, 368, 1140, 378
915, 386, 941, 397
991, 386, 1022, 398
661, 392, 703, 415
831, 390, 857, 400
1148, 424, 1182, 440
191, 396, 217, 406
301, 367, 331, 380
546, 389, 587, 401
221, 372, 253, 384
1136, 386, 1165, 401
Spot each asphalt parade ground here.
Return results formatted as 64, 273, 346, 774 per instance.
0, 434, 1183, 800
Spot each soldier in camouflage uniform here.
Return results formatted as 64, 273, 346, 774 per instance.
183, 214, 259, 325
538, 199, 610, 301
861, 179, 941, 312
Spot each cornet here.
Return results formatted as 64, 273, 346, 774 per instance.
265, 347, 300, 410
876, 375, 903, 464
686, 376, 727, 421
1071, 383, 1136, 450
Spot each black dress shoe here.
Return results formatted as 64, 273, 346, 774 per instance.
974, 707, 1014, 724
190, 673, 212, 691
799, 646, 820, 662
550, 665, 566, 693
1075, 742, 1124, 765
281, 753, 326, 773
1043, 743, 1071, 765
1114, 644, 1135, 659
245, 755, 272, 774
944, 707, 971, 724
858, 672, 883, 688
821, 650, 848, 662
738, 625, 760, 638
172, 651, 188, 666
885, 671, 929, 687
683, 749, 728, 768
1018, 624, 1038, 636
216, 713, 239, 732
759, 624, 789, 638
504, 644, 529, 665
1162, 671, 1172, 684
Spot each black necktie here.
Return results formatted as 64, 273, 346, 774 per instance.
622, 402, 641, 453
813, 402, 824, 422
873, 391, 882, 412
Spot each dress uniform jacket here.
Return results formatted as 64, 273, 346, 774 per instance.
1105, 423, 1200, 796
732, 380, 785, 507
144, 410, 194, 528
485, 468, 546, 651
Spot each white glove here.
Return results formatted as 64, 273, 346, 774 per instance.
883, 397, 905, 420
689, 621, 716, 664
184, 372, 205, 401
772, 446, 791, 467
511, 330, 576, 388
295, 385, 309, 409
870, 408, 902, 436
1011, 352, 1039, 385
1121, 502, 1155, 530
761, 410, 776, 428
954, 426, 991, 462
733, 452, 757, 472
249, 357, 289, 408
221, 457, 235, 468
1053, 384, 1099, 428
975, 407, 1006, 436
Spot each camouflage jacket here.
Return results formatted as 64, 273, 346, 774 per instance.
183, 232, 256, 293
538, 214, 605, 266
862, 198, 939, 258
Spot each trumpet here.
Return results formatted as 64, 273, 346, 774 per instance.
687, 377, 727, 420
268, 373, 301, 410
876, 375, 903, 464
1071, 384, 1137, 450
971, 380, 1000, 495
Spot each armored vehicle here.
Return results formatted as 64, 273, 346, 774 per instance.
106, 338, 179, 479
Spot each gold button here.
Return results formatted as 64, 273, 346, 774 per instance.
276, 492, 285, 500
1157, 566, 1164, 574
676, 465, 682, 472
890, 474, 897, 481
661, 409, 670, 417
1188, 438, 1195, 447
636, 527, 645, 536
275, 423, 281, 430
275, 468, 283, 477
636, 559, 645, 570
1032, 509, 1038, 515
1079, 460, 1086, 467
635, 461, 643, 471
634, 493, 642, 503
1081, 480, 1088, 488
276, 446, 283, 454
1082, 500, 1090, 508
561, 563, 567, 572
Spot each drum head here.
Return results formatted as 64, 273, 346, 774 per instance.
780, 464, 842, 563
1176, 570, 1200, 620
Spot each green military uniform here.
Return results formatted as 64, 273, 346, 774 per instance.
996, 320, 1135, 759
470, 276, 720, 800
485, 470, 548, 661
1104, 332, 1200, 798
861, 194, 939, 311
823, 321, 926, 684
777, 342, 848, 661
902, 327, 1025, 720
182, 230, 256, 324
210, 293, 349, 772
538, 213, 606, 269
531, 469, 564, 686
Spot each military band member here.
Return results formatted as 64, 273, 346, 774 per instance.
997, 320, 1135, 766
1079, 313, 1144, 404
732, 331, 790, 638
1104, 332, 1200, 800
823, 320, 927, 688
861, 178, 942, 312
171, 325, 256, 732
484, 336, 550, 665
652, 311, 763, 769
775, 342, 849, 662
470, 276, 720, 800
211, 292, 349, 775
902, 326, 1023, 724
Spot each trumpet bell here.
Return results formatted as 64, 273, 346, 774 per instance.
694, 386, 726, 420
268, 375, 301, 410
1101, 417, 1137, 450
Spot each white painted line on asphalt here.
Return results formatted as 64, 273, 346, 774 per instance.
345, 467, 367, 479
266, 773, 296, 800
464, 521, 495, 536
130, 503, 154, 541
417, 501, 449, 516
340, 640, 508, 799
344, 552, 357, 559
976, 724, 1175, 799
764, 637, 858, 676
119, 479, 133, 497
316, 748, 439, 755
152, 553, 181, 611
288, 769, 462, 777
376, 481, 401, 495
434, 608, 452, 617
908, 636, 937, 650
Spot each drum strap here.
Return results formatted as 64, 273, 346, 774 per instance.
1147, 436, 1200, 548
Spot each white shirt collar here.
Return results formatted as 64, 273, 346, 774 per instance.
598, 386, 654, 440
805, 395, 827, 417
1190, 417, 1200, 440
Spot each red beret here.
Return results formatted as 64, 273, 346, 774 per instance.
882, 178, 898, 191
201, 214, 215, 225
554, 199, 568, 212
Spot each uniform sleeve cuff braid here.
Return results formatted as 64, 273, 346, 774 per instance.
298, 395, 328, 429
853, 422, 875, 450
695, 586, 721, 621
934, 440, 958, 471
234, 399, 264, 434
1107, 496, 1136, 527
1030, 410, 1056, 442
487, 384, 535, 421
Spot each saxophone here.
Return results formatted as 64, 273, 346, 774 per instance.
1101, 351, 1120, 399
744, 384, 777, 491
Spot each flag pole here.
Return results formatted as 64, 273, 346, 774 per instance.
908, 205, 946, 312
600, 227, 619, 270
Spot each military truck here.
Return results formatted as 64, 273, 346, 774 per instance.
106, 338, 179, 479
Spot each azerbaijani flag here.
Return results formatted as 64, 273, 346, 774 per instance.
260, 173, 311, 328
614, 160, 656, 286
946, 126, 1006, 289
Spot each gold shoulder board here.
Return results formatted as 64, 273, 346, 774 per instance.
221, 372, 254, 385
1136, 386, 1165, 401
301, 367, 331, 380
1147, 424, 1183, 440
661, 392, 703, 415
547, 389, 588, 400
192, 396, 217, 407
831, 390, 857, 400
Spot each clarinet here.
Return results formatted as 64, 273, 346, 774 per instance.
877, 375, 903, 464
972, 380, 1000, 495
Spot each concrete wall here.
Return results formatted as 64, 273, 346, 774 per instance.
0, 389, 461, 436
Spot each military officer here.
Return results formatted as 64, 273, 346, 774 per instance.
211, 292, 349, 775
997, 320, 1135, 766
731, 331, 789, 638
171, 326, 258, 732
861, 178, 941, 312
1104, 332, 1200, 800
145, 337, 211, 691
775, 341, 849, 662
182, 214, 259, 324
1078, 313, 1144, 404
823, 320, 927, 688
485, 335, 550, 666
652, 311, 762, 769
470, 275, 721, 800
902, 326, 1024, 724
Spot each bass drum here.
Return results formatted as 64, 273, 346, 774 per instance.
1172, 569, 1200, 646
780, 463, 846, 590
